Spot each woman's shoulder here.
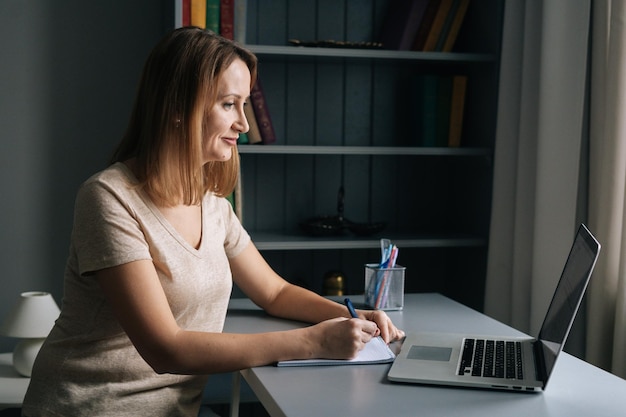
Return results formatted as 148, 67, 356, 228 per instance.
83, 162, 137, 188
76, 162, 141, 208
202, 191, 234, 212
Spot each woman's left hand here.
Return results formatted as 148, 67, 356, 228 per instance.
359, 309, 405, 343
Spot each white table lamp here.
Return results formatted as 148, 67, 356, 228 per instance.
0, 291, 60, 377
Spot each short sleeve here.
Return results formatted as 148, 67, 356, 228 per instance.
218, 197, 250, 259
72, 178, 151, 276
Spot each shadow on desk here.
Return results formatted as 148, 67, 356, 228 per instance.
202, 372, 269, 417
0, 409, 20, 417
203, 403, 269, 417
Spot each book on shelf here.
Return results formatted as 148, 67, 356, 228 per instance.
243, 103, 263, 144
225, 167, 243, 221
225, 185, 243, 221
234, 168, 243, 221
448, 75, 468, 147
378, 0, 431, 50
181, 0, 190, 26
220, 0, 235, 40
238, 132, 249, 144
173, 0, 185, 28
250, 78, 276, 144
421, 0, 454, 52
226, 191, 235, 209
206, 0, 220, 33
190, 0, 206, 28
412, 74, 466, 147
234, 0, 247, 43
435, 75, 453, 146
440, 0, 470, 52
434, 0, 461, 51
411, 75, 439, 147
411, 0, 442, 51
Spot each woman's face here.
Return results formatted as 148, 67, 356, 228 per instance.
202, 58, 251, 163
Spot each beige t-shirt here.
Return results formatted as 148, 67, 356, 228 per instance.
22, 163, 250, 417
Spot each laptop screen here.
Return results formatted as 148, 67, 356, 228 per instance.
537, 224, 600, 385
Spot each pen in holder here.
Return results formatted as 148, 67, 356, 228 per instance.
364, 263, 405, 310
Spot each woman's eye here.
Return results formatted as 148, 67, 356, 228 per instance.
224, 102, 235, 109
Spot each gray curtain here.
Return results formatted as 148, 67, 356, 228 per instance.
587, 0, 626, 378
485, 0, 591, 348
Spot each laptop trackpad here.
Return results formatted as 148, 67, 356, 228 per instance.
407, 346, 452, 362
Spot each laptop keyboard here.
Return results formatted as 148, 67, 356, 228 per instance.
458, 338, 524, 380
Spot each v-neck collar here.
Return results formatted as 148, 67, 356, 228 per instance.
114, 162, 205, 256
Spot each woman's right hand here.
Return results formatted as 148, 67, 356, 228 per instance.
305, 317, 380, 360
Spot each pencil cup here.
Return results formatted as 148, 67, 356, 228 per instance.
364, 263, 405, 310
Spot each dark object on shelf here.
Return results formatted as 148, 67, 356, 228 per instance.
300, 215, 345, 236
348, 221, 386, 236
288, 39, 383, 49
300, 216, 386, 237
323, 270, 345, 296
299, 187, 387, 237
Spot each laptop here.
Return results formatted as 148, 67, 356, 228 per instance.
387, 224, 601, 392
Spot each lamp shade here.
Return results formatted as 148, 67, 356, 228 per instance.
0, 291, 60, 338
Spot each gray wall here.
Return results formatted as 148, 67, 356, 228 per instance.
0, 1, 168, 352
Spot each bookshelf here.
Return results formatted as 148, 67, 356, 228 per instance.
184, 0, 504, 311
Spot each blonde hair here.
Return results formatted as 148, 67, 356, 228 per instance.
112, 27, 258, 206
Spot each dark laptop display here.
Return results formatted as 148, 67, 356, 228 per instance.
536, 225, 600, 386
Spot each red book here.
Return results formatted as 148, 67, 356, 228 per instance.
250, 78, 276, 144
220, 0, 234, 40
182, 0, 191, 26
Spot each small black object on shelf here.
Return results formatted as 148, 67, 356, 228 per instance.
288, 39, 384, 49
299, 186, 386, 237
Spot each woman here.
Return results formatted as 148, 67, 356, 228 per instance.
22, 27, 404, 416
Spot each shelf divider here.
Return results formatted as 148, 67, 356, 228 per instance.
246, 44, 495, 63
238, 145, 491, 156
250, 232, 486, 251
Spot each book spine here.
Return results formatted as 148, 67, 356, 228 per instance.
250, 79, 276, 144
243, 104, 263, 144
434, 0, 460, 51
182, 0, 191, 26
206, 0, 221, 33
234, 169, 243, 221
420, 75, 439, 147
412, 0, 442, 51
190, 0, 206, 28
441, 0, 470, 52
379, 0, 430, 50
234, 0, 247, 43
238, 132, 249, 144
220, 0, 235, 40
435, 76, 453, 146
421, 0, 454, 52
448, 75, 468, 147
174, 0, 183, 28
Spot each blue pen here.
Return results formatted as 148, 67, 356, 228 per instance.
344, 298, 358, 318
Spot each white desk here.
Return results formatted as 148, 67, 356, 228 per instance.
225, 293, 626, 417
0, 353, 29, 410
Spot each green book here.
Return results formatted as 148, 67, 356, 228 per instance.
435, 76, 453, 147
206, 0, 220, 33
420, 75, 439, 147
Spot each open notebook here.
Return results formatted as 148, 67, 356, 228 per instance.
276, 336, 395, 367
